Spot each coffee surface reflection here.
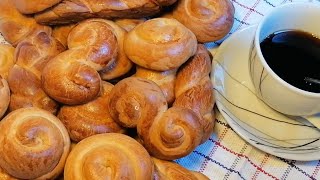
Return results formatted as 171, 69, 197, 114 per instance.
260, 30, 320, 93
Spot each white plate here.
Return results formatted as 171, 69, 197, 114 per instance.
211, 25, 320, 161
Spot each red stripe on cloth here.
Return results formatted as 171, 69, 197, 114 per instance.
199, 126, 230, 172
236, 0, 262, 31
311, 160, 320, 178
213, 140, 279, 180
252, 154, 272, 180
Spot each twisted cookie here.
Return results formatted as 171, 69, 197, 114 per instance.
58, 81, 125, 142
35, 0, 178, 25
64, 133, 153, 180
42, 19, 118, 105
0, 77, 10, 119
0, 107, 70, 179
108, 77, 203, 160
51, 19, 132, 80
174, 44, 215, 143
124, 18, 197, 71
172, 0, 235, 42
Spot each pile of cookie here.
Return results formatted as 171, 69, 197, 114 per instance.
0, 0, 234, 179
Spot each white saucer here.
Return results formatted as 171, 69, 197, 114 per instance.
211, 25, 320, 161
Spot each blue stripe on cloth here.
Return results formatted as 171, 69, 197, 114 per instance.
176, 133, 218, 171
263, 0, 276, 7
234, 17, 250, 25
193, 150, 246, 180
279, 158, 317, 180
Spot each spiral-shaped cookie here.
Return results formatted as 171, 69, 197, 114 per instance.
42, 19, 118, 105
0, 44, 15, 80
152, 158, 209, 180
64, 133, 153, 180
0, 166, 16, 180
124, 18, 197, 71
58, 81, 126, 142
172, 0, 235, 42
0, 107, 70, 179
8, 28, 64, 114
108, 77, 203, 160
0, 77, 10, 119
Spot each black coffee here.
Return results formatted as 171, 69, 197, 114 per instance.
260, 30, 320, 93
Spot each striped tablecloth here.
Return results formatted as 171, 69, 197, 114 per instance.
0, 1, 319, 180
177, 0, 320, 179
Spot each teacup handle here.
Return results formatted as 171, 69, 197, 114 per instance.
303, 113, 320, 129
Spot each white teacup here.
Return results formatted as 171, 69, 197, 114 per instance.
249, 2, 320, 117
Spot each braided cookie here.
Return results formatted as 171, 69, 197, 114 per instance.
8, 28, 64, 114
0, 44, 15, 80
0, 0, 49, 46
